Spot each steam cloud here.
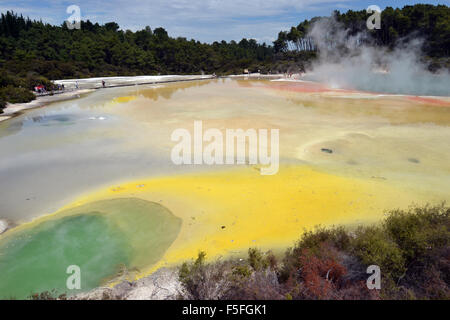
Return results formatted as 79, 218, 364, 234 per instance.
303, 16, 450, 96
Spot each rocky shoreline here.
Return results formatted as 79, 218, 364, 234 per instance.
70, 268, 183, 300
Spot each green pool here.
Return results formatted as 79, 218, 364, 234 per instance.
0, 198, 181, 299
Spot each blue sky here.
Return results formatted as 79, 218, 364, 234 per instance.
0, 0, 448, 43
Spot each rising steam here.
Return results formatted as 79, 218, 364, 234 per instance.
303, 16, 450, 96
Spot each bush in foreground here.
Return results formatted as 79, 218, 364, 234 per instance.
179, 203, 449, 300
0, 85, 35, 105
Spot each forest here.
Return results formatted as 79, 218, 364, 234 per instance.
274, 3, 450, 58
1, 3, 449, 112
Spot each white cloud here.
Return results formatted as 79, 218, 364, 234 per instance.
1, 0, 355, 42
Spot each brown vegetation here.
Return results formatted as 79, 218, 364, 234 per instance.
178, 203, 449, 300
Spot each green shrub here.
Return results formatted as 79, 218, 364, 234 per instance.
384, 203, 450, 263
297, 226, 351, 253
0, 98, 6, 112
232, 265, 252, 278
194, 251, 206, 268
23, 73, 55, 91
179, 251, 207, 285
0, 86, 35, 104
248, 248, 269, 271
178, 262, 191, 285
352, 226, 406, 280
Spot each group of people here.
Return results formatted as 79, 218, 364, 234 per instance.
34, 80, 108, 94
33, 85, 46, 93
74, 80, 106, 90
34, 84, 66, 94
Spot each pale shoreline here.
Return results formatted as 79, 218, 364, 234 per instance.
0, 89, 94, 120
0, 74, 284, 123
0, 75, 211, 123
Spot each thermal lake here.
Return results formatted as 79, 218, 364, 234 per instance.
0, 78, 449, 298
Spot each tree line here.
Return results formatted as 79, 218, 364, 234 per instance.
0, 13, 274, 79
1, 4, 449, 112
273, 4, 450, 57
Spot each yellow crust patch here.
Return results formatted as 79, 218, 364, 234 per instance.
48, 164, 424, 281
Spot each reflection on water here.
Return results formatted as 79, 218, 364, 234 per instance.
29, 114, 75, 126
138, 79, 212, 101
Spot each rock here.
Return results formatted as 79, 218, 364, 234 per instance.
0, 219, 9, 234
70, 268, 183, 300
408, 158, 420, 164
124, 268, 183, 300
113, 281, 134, 299
321, 148, 333, 154
70, 287, 114, 300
